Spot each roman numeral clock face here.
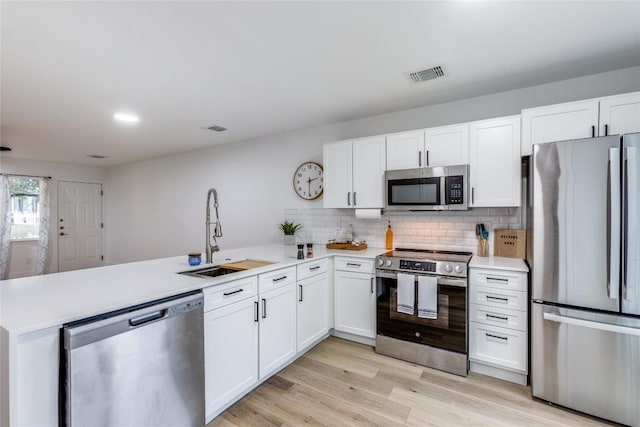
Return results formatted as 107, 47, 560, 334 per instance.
293, 162, 323, 200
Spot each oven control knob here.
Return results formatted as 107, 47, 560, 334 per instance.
386, 259, 393, 267
377, 258, 384, 267
454, 264, 463, 274
444, 263, 453, 273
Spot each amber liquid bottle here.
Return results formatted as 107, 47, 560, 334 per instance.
385, 221, 393, 250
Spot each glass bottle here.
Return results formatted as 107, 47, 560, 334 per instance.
385, 221, 393, 250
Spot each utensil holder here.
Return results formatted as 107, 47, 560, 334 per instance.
477, 238, 489, 257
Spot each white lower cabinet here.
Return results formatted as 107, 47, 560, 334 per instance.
297, 259, 329, 352
334, 257, 376, 340
469, 265, 529, 385
258, 283, 297, 379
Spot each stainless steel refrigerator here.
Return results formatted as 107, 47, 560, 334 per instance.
531, 133, 639, 426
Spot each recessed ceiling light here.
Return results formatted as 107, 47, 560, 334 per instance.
113, 113, 139, 123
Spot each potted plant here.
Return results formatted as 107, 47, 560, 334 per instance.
278, 220, 303, 245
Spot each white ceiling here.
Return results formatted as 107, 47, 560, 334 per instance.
1, 1, 639, 167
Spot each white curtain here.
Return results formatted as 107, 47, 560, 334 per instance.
35, 178, 50, 275
0, 175, 11, 280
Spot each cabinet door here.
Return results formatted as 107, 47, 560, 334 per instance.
599, 92, 640, 137
352, 136, 386, 208
386, 130, 425, 170
424, 123, 469, 166
470, 116, 521, 207
297, 273, 329, 352
521, 100, 599, 156
259, 284, 297, 379
204, 297, 258, 418
323, 141, 353, 208
334, 270, 376, 338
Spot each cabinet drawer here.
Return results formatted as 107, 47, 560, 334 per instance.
470, 285, 527, 312
469, 322, 527, 372
470, 268, 527, 292
258, 266, 296, 293
334, 257, 374, 273
204, 276, 258, 311
297, 258, 328, 281
469, 303, 527, 332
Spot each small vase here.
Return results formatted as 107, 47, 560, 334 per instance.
284, 234, 296, 257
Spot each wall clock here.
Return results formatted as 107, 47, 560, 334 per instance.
293, 162, 323, 200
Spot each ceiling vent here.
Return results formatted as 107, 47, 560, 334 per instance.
204, 125, 227, 132
87, 154, 108, 159
406, 66, 445, 84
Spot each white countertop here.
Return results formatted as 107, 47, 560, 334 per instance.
469, 255, 529, 272
0, 244, 386, 335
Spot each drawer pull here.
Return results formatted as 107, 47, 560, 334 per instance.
486, 295, 509, 303
346, 263, 362, 268
262, 298, 267, 319
272, 275, 287, 282
486, 277, 509, 284
254, 301, 259, 322
486, 333, 508, 341
309, 266, 321, 271
223, 288, 243, 297
299, 284, 303, 302
486, 313, 509, 322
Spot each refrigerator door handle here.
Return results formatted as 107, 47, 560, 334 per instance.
543, 312, 640, 337
624, 146, 637, 301
608, 147, 621, 300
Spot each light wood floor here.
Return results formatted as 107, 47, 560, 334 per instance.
207, 337, 612, 426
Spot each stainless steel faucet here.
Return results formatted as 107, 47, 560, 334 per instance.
205, 188, 222, 263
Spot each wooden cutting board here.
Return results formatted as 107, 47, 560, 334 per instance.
219, 259, 275, 271
326, 243, 368, 251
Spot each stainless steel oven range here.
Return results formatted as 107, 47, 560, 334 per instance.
375, 248, 471, 376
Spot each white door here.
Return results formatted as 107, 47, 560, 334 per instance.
259, 284, 297, 379
521, 100, 599, 156
599, 92, 640, 137
322, 141, 353, 208
297, 273, 329, 352
334, 270, 376, 338
58, 181, 103, 272
385, 130, 425, 170
352, 136, 386, 208
424, 123, 470, 167
470, 116, 521, 207
204, 297, 259, 418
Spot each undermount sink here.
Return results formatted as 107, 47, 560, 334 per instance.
178, 259, 275, 279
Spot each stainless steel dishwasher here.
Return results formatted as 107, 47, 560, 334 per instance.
61, 291, 204, 427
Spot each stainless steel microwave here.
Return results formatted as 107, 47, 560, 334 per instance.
385, 165, 469, 211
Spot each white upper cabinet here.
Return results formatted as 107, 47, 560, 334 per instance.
599, 92, 640, 137
323, 136, 385, 208
386, 125, 469, 170
386, 130, 425, 170
521, 91, 640, 156
470, 116, 521, 207
424, 123, 469, 167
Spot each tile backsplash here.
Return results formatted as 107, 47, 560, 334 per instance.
283, 208, 522, 256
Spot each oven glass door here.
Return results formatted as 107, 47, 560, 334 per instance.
376, 273, 467, 354
387, 177, 441, 206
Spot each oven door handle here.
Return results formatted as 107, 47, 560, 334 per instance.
375, 270, 467, 288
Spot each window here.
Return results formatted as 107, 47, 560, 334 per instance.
9, 177, 41, 240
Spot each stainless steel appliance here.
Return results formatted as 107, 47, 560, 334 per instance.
375, 248, 472, 376
61, 292, 204, 427
385, 165, 469, 211
531, 133, 640, 426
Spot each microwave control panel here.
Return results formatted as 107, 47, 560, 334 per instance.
444, 175, 464, 205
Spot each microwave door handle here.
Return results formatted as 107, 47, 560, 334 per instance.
624, 146, 637, 301
608, 147, 621, 300
440, 177, 446, 206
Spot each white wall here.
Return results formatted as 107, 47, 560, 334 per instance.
106, 66, 640, 263
0, 158, 107, 275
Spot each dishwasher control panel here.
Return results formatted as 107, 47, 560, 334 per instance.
169, 298, 203, 316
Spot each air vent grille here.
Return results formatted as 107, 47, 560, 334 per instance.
87, 154, 108, 159
406, 66, 445, 84
206, 125, 227, 132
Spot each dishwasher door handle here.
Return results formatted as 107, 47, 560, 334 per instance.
129, 309, 167, 327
